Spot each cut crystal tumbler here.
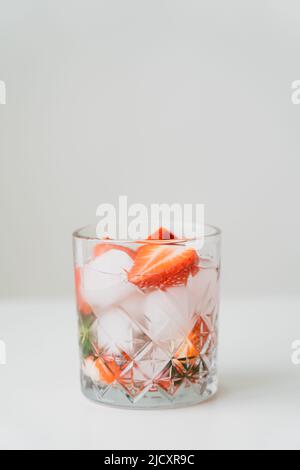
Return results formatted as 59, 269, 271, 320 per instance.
73, 225, 221, 409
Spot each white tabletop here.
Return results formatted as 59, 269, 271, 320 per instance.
0, 296, 299, 450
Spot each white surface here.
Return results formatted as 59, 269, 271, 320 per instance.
0, 296, 300, 450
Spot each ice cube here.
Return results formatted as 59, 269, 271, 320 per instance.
187, 267, 219, 315
82, 249, 136, 313
120, 290, 146, 324
96, 307, 142, 356
144, 285, 195, 344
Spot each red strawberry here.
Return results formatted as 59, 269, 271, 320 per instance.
128, 244, 199, 289
94, 357, 121, 384
148, 227, 177, 241
175, 317, 209, 359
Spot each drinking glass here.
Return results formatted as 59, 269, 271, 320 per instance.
73, 225, 221, 409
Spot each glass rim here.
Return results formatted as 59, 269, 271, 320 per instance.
72, 224, 221, 243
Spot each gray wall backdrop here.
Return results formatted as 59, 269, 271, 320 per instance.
0, 0, 299, 298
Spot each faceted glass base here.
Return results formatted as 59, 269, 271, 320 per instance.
79, 309, 219, 409
81, 371, 218, 409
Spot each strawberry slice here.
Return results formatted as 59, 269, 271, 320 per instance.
148, 227, 177, 240
128, 244, 199, 289
93, 243, 136, 259
94, 357, 121, 384
175, 317, 208, 359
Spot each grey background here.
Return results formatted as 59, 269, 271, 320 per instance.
0, 0, 299, 298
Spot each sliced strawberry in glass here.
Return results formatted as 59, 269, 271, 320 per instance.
94, 356, 121, 385
147, 227, 177, 240
128, 244, 199, 290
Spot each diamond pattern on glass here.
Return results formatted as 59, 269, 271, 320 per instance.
81, 309, 218, 403
116, 362, 152, 401
79, 260, 219, 405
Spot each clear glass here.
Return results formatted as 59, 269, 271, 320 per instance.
73, 225, 221, 409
